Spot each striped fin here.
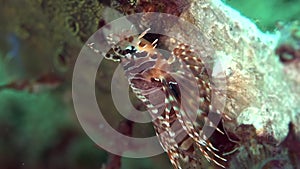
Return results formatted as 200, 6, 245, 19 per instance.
160, 43, 228, 168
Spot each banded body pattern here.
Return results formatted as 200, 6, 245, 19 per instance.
102, 28, 230, 168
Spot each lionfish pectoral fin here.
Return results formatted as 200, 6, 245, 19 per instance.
162, 82, 227, 168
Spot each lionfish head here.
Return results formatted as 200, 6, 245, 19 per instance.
105, 28, 157, 63
105, 28, 167, 89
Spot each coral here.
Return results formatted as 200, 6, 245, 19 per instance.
229, 125, 293, 169
40, 0, 104, 42
276, 21, 300, 63
182, 0, 299, 144
176, 0, 300, 168
275, 22, 300, 107
0, 0, 104, 78
112, 0, 189, 16
230, 145, 292, 169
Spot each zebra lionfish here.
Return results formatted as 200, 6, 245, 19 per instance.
89, 28, 231, 168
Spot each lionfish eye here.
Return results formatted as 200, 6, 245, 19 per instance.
105, 53, 121, 62
125, 45, 137, 54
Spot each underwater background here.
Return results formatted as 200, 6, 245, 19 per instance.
0, 0, 300, 169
